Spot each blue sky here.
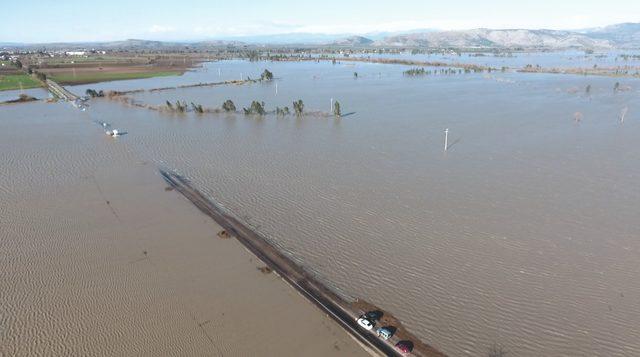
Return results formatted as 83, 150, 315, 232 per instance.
2, 0, 639, 42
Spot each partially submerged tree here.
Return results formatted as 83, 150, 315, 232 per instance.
261, 69, 274, 81
333, 100, 341, 117
293, 99, 304, 116
276, 106, 290, 116
222, 99, 236, 112
174, 100, 187, 113
86, 89, 104, 98
191, 102, 204, 114
243, 101, 266, 115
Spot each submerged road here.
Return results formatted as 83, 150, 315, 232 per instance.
160, 169, 402, 357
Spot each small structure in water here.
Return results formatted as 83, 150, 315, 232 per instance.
106, 129, 121, 137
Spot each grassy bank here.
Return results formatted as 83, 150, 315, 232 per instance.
0, 74, 42, 91
50, 71, 182, 85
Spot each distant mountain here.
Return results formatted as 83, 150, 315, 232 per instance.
581, 23, 640, 48
3, 23, 639, 50
328, 36, 374, 46
376, 29, 613, 49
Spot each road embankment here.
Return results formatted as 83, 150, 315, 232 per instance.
160, 169, 446, 357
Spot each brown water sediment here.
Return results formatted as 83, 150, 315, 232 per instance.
0, 103, 371, 357
160, 169, 445, 357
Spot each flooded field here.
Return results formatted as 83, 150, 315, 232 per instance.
352, 50, 640, 70
5, 58, 640, 356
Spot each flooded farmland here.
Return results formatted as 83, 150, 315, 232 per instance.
5, 56, 640, 356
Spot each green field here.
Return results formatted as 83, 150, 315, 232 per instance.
50, 70, 181, 85
0, 74, 42, 91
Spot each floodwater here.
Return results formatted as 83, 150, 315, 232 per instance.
0, 100, 368, 356
0, 87, 49, 102
7, 58, 640, 356
352, 49, 640, 69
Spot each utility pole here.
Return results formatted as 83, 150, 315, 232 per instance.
444, 128, 449, 152
275, 83, 278, 95
331, 98, 333, 112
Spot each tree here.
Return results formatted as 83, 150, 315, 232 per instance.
222, 99, 236, 112
614, 82, 620, 92
585, 84, 591, 95
175, 100, 187, 112
243, 101, 265, 115
191, 102, 204, 113
166, 100, 174, 110
251, 101, 266, 115
293, 99, 304, 116
86, 89, 104, 98
333, 101, 341, 117
14, 60, 22, 69
276, 106, 290, 116
353, 72, 358, 78
261, 69, 274, 81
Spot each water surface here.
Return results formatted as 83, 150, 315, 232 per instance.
22, 59, 640, 356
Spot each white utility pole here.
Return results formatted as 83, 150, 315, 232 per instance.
330, 98, 333, 112
218, 68, 221, 77
275, 83, 278, 95
444, 128, 449, 152
621, 107, 628, 124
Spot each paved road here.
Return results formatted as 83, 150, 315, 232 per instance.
46, 79, 79, 101
160, 169, 403, 357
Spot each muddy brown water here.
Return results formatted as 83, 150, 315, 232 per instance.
4, 58, 640, 356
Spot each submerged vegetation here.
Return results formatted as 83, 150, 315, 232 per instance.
86, 89, 105, 98
293, 99, 304, 116
403, 66, 490, 76
222, 99, 236, 112
243, 101, 266, 115
1, 93, 38, 104
275, 106, 290, 116
260, 69, 274, 81
333, 101, 341, 117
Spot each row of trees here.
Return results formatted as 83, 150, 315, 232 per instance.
161, 98, 344, 117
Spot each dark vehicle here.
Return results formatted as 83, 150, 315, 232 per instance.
395, 341, 413, 354
365, 310, 383, 321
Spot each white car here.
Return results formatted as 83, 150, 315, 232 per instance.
356, 317, 374, 330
